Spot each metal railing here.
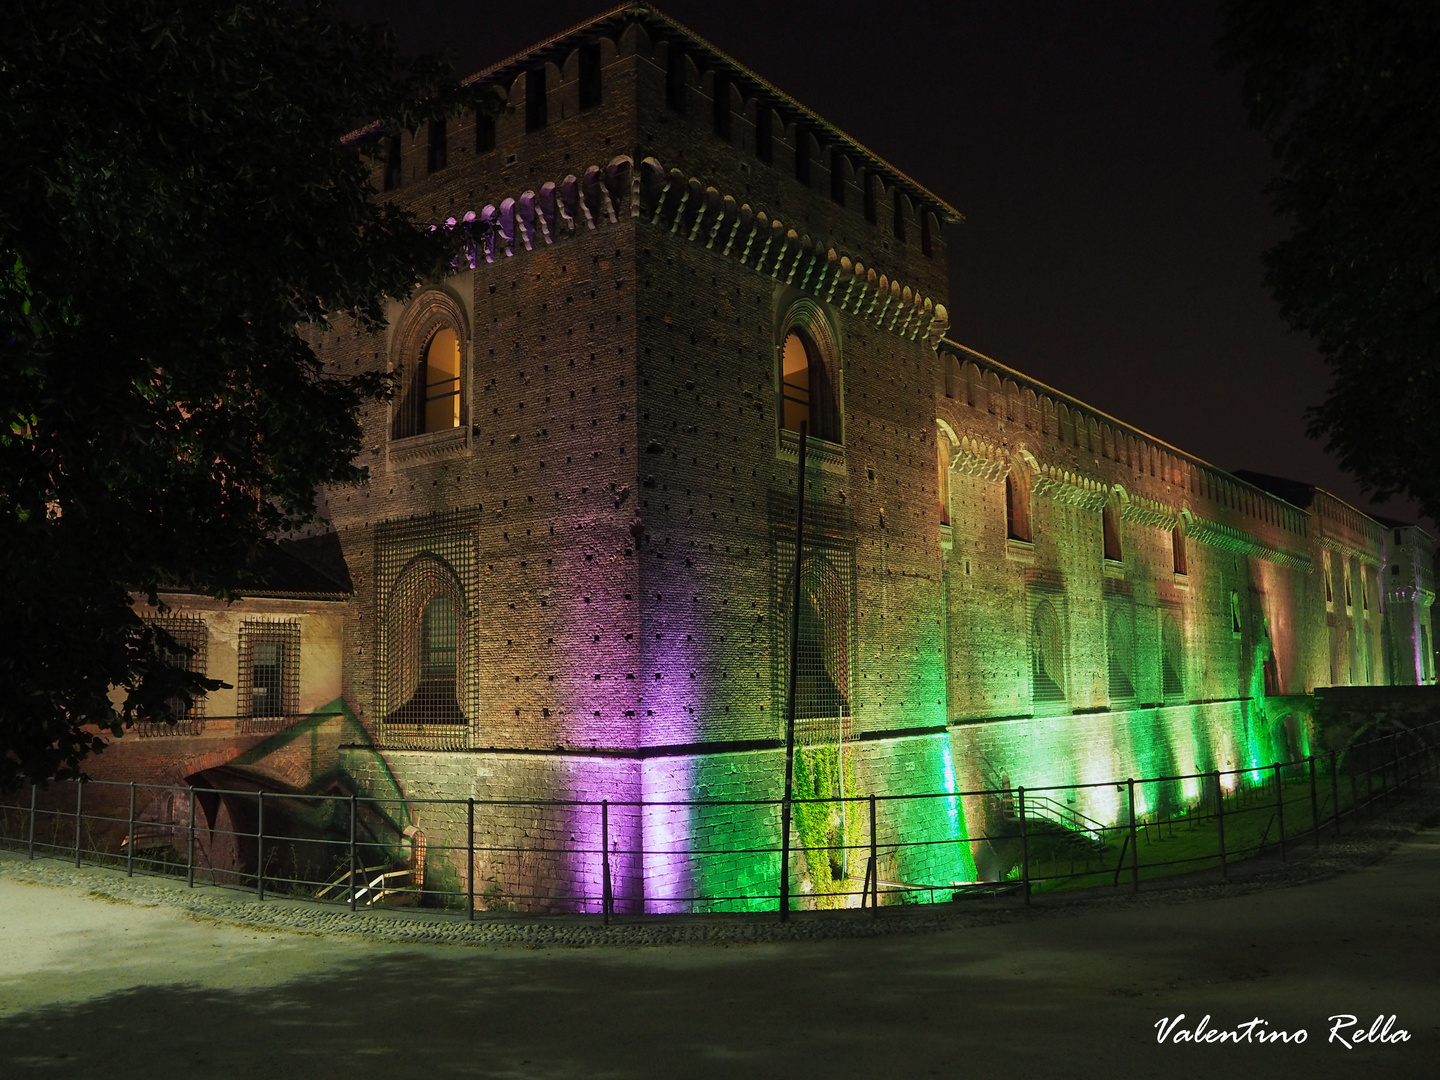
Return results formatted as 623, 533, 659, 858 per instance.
0, 721, 1434, 921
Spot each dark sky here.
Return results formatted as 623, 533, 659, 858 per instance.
339, 0, 1430, 528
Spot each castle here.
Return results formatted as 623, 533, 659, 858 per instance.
94, 5, 1434, 909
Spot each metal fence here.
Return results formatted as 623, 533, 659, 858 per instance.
1, 721, 1435, 921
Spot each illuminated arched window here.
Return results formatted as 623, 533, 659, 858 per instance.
936, 431, 952, 526
779, 322, 839, 443
1006, 471, 1032, 542
394, 320, 464, 439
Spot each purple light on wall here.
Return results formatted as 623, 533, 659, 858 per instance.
641, 755, 698, 913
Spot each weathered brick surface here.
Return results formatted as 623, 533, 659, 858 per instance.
68, 11, 1437, 908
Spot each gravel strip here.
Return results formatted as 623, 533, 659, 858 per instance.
3, 787, 1436, 949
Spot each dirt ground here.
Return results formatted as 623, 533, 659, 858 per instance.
1, 828, 1437, 1079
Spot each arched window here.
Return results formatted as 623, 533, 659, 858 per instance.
785, 554, 851, 739
1102, 501, 1122, 562
778, 314, 840, 443
391, 291, 467, 440
1106, 606, 1134, 702
385, 559, 467, 727
1160, 612, 1184, 699
936, 431, 952, 526
1006, 471, 1032, 542
1032, 600, 1065, 707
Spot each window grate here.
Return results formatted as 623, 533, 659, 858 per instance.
238, 620, 300, 719
374, 510, 480, 743
149, 616, 208, 722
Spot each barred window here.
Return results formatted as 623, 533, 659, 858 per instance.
152, 617, 208, 720
1106, 606, 1134, 702
1160, 612, 1184, 699
239, 621, 299, 718
386, 561, 467, 726
780, 551, 853, 749
1032, 600, 1066, 707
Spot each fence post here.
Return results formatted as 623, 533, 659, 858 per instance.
1127, 779, 1139, 893
1017, 786, 1031, 906
1330, 749, 1341, 836
1366, 741, 1375, 816
27, 784, 36, 860
256, 791, 265, 901
126, 781, 136, 877
467, 797, 475, 922
73, 778, 84, 869
348, 794, 358, 912
601, 800, 612, 925
868, 793, 879, 916
1308, 756, 1320, 850
187, 786, 196, 888
1274, 762, 1286, 861
1215, 770, 1227, 880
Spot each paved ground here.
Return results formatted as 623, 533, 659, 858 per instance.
1, 801, 1437, 1079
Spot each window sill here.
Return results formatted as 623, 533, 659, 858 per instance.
1005, 538, 1035, 564
1172, 572, 1190, 591
940, 522, 953, 552
777, 427, 846, 475
1103, 558, 1125, 580
388, 425, 469, 465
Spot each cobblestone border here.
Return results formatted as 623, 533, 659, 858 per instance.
2, 787, 1435, 948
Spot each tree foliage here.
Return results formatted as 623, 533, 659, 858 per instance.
1218, 1, 1440, 518
0, 0, 477, 788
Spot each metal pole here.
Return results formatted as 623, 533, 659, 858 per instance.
467, 797, 475, 922
1017, 786, 1031, 906
1275, 762, 1286, 861
1330, 749, 1341, 836
1366, 741, 1375, 816
1215, 770, 1227, 879
1127, 778, 1139, 893
1308, 756, 1320, 849
868, 793, 878, 916
73, 778, 83, 868
779, 421, 809, 922
256, 791, 265, 901
349, 794, 358, 912
187, 787, 196, 888
26, 784, 36, 860
126, 781, 136, 877
602, 799, 612, 925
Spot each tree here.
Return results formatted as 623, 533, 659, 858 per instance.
0, 0, 480, 788
1218, 1, 1440, 518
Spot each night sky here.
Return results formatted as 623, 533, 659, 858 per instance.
339, 0, 1430, 529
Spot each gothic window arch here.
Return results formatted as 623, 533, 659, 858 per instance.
1032, 599, 1066, 708
1102, 498, 1123, 562
935, 426, 953, 526
778, 300, 841, 444
1006, 469, 1032, 542
385, 555, 468, 726
1160, 610, 1184, 700
1106, 605, 1134, 703
391, 288, 468, 440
